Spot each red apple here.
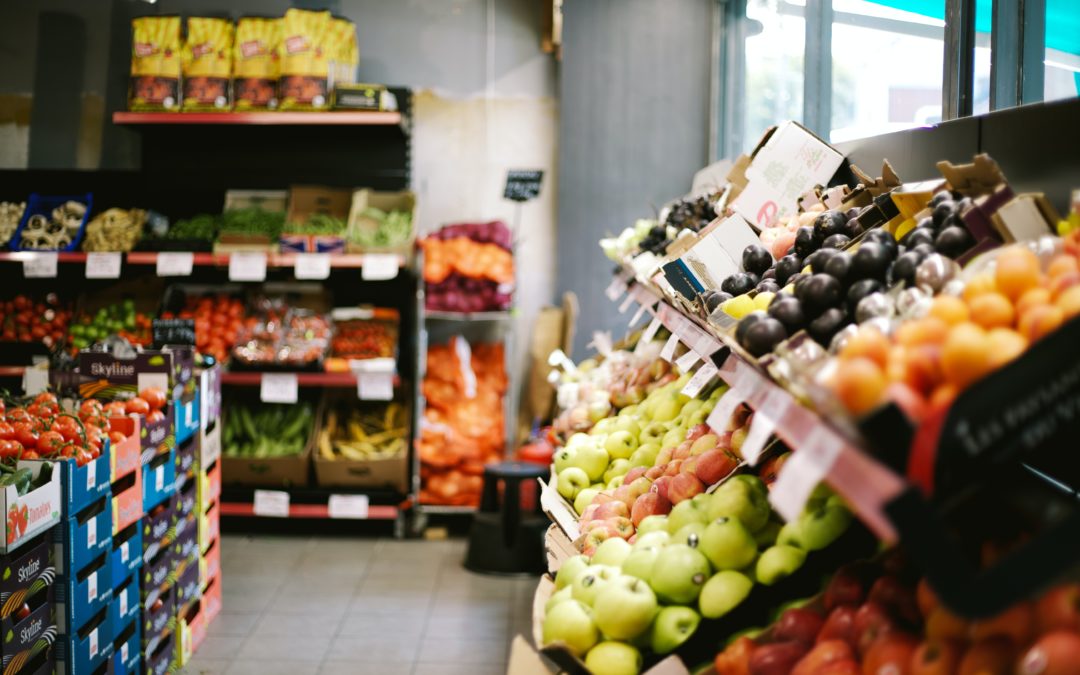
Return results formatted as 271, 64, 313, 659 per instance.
592, 490, 619, 505
664, 459, 684, 476
910, 639, 963, 675
667, 472, 705, 504
685, 423, 711, 441
854, 602, 897, 656
579, 504, 600, 522
1036, 584, 1080, 633
817, 660, 860, 675
645, 465, 666, 481
655, 446, 674, 465
581, 519, 616, 535
791, 640, 854, 675
605, 516, 634, 539
818, 606, 858, 649
680, 456, 701, 476
970, 601, 1034, 646
631, 491, 671, 525
651, 475, 673, 501
715, 430, 734, 450
825, 567, 867, 611
695, 449, 739, 485
715, 635, 755, 675
867, 575, 921, 627
957, 639, 1017, 675
624, 466, 648, 485
749, 641, 809, 675
673, 440, 694, 460
759, 451, 790, 487
861, 632, 917, 675
774, 607, 825, 646
593, 501, 630, 521
1016, 630, 1080, 675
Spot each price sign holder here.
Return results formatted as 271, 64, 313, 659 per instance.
361, 254, 399, 280
253, 489, 290, 517
260, 373, 299, 403
294, 253, 331, 280
328, 494, 369, 519
86, 252, 122, 279
23, 252, 58, 278
228, 252, 267, 282
156, 252, 194, 277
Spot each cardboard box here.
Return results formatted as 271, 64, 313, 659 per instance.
174, 554, 201, 610
544, 524, 576, 575
199, 502, 219, 554
176, 436, 198, 492
144, 628, 174, 675
174, 390, 200, 445
55, 604, 111, 675
176, 591, 207, 668
107, 416, 141, 483
201, 571, 222, 625
56, 551, 113, 635
0, 535, 53, 620
142, 492, 178, 564
174, 513, 198, 565
199, 537, 220, 591
109, 573, 140, 637
0, 462, 62, 555
346, 189, 416, 256
538, 470, 581, 542
112, 615, 140, 675
199, 422, 222, 473
77, 350, 176, 401
110, 521, 142, 588
0, 584, 53, 663
662, 214, 762, 301
110, 468, 142, 536
142, 449, 177, 512
141, 545, 175, 611
198, 460, 221, 515
313, 451, 407, 493
176, 476, 197, 520
54, 496, 112, 577
281, 185, 349, 253
141, 585, 174, 656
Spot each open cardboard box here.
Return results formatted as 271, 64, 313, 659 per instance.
281, 185, 350, 254
312, 391, 409, 493
0, 462, 62, 555
346, 188, 416, 258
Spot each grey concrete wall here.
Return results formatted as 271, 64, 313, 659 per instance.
556, 0, 714, 357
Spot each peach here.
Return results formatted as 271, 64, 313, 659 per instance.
1048, 270, 1080, 298
986, 328, 1028, 369
970, 601, 1034, 645
896, 317, 949, 348
910, 639, 963, 675
1016, 287, 1052, 317
929, 295, 970, 325
834, 357, 888, 416
901, 344, 944, 395
1019, 304, 1064, 343
840, 327, 890, 369
995, 246, 1041, 300
1047, 254, 1080, 279
941, 322, 993, 389
967, 292, 1015, 330
962, 271, 998, 302
1056, 285, 1080, 318
925, 607, 971, 642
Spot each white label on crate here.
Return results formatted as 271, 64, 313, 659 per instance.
253, 489, 290, 517
740, 412, 776, 466
156, 252, 194, 277
155, 465, 164, 492
328, 494, 369, 519
660, 334, 680, 362
707, 387, 745, 435
87, 570, 98, 602
357, 372, 394, 401
681, 362, 718, 398
86, 518, 97, 548
21, 367, 48, 396
121, 642, 129, 663
674, 348, 700, 373
294, 252, 331, 280
89, 627, 99, 659
260, 373, 298, 404
86, 459, 96, 491
121, 540, 129, 563
185, 400, 195, 428
119, 587, 128, 617
769, 427, 843, 522
22, 252, 58, 278
85, 252, 122, 279
618, 295, 635, 314
361, 253, 399, 280
228, 252, 267, 282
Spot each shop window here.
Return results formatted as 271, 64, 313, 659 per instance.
744, 0, 805, 150
1043, 0, 1080, 103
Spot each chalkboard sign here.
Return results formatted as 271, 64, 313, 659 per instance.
504, 170, 544, 202
152, 318, 196, 348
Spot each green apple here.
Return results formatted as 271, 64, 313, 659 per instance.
661, 427, 686, 450
557, 467, 591, 500
639, 422, 667, 445
754, 519, 783, 549
621, 546, 661, 580
707, 478, 771, 532
603, 458, 632, 484
553, 446, 577, 474
649, 544, 711, 604
699, 570, 753, 619
650, 605, 701, 655
681, 399, 704, 416
592, 418, 617, 436
652, 398, 682, 423
555, 555, 589, 590
797, 504, 852, 551
672, 522, 706, 548
574, 487, 600, 515
667, 499, 710, 534
593, 575, 658, 640
613, 416, 641, 437
542, 599, 599, 657
776, 521, 803, 548
606, 475, 625, 490
755, 545, 806, 586
635, 515, 669, 537
545, 585, 574, 612
571, 443, 611, 482
572, 565, 623, 606
566, 433, 591, 449
628, 443, 659, 468
604, 431, 638, 461
617, 404, 638, 418
688, 409, 709, 426
591, 537, 633, 567
700, 516, 757, 571
632, 530, 669, 550
585, 641, 642, 675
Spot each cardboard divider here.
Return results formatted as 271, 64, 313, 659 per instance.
0, 462, 61, 554
107, 416, 142, 483
110, 468, 142, 536
543, 524, 576, 575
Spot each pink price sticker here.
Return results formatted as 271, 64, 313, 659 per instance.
707, 387, 745, 435
768, 426, 843, 522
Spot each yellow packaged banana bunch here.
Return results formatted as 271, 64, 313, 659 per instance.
129, 16, 181, 111
279, 8, 331, 110
233, 16, 282, 110
329, 16, 358, 87
182, 17, 234, 111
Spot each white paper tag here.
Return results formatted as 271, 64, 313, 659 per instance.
707, 387, 745, 434
590, 331, 613, 357
87, 570, 98, 601
121, 540, 129, 563
85, 252, 122, 279
618, 295, 635, 314
756, 387, 791, 425
639, 316, 662, 346
155, 465, 164, 492
228, 252, 267, 282
21, 367, 48, 396
629, 303, 649, 327
605, 276, 628, 301
294, 252, 331, 280
260, 373, 298, 404
86, 518, 97, 548
769, 427, 843, 522
121, 642, 129, 663
119, 587, 128, 617
328, 494, 369, 519
674, 349, 700, 373
740, 412, 775, 465
361, 253, 399, 280
156, 252, 194, 277
681, 362, 718, 398
357, 371, 394, 401
89, 627, 99, 659
22, 253, 58, 278
253, 489, 290, 517
86, 459, 97, 491
185, 400, 195, 428
660, 334, 680, 362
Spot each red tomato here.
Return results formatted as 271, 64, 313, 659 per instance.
0, 423, 13, 441
6, 408, 28, 423
36, 431, 65, 455
6, 441, 22, 457
79, 399, 104, 420
125, 398, 150, 416
0, 441, 13, 459
12, 423, 38, 448
52, 417, 81, 443
108, 430, 126, 445
14, 604, 30, 620
146, 409, 166, 424
33, 392, 57, 407
104, 401, 127, 417
139, 387, 167, 411
21, 450, 39, 460
75, 449, 93, 467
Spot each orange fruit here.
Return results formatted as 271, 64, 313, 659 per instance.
1018, 304, 1064, 342
967, 292, 1015, 330
896, 316, 949, 348
1047, 254, 1079, 279
840, 327, 890, 369
1056, 285, 1080, 318
834, 357, 888, 416
986, 328, 1028, 368
962, 272, 997, 302
1015, 287, 1052, 317
994, 246, 1041, 300
941, 322, 994, 389
1048, 270, 1080, 299
928, 295, 970, 325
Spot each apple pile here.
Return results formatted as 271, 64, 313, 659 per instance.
714, 551, 1080, 675
543, 479, 856, 675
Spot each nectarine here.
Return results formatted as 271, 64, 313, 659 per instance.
835, 357, 888, 416
1019, 304, 1064, 343
929, 295, 970, 325
967, 292, 1015, 330
941, 323, 994, 389
995, 247, 1042, 301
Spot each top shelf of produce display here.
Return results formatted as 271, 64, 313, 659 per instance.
112, 111, 405, 127
0, 251, 406, 269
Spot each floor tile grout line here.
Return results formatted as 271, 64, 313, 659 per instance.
409, 547, 455, 675
321, 538, 376, 673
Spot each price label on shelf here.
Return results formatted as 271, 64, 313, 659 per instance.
681, 362, 718, 398
605, 276, 628, 301
660, 334, 680, 362
85, 252, 122, 279
22, 252, 58, 278
119, 586, 128, 617
628, 302, 649, 327
228, 252, 267, 282
740, 412, 776, 466
618, 295, 635, 314
361, 253, 399, 280
674, 348, 700, 373
253, 489, 290, 517
357, 371, 394, 401
328, 494, 369, 519
294, 253, 331, 280
121, 541, 129, 563
21, 367, 48, 396
639, 315, 663, 345
260, 373, 298, 404
769, 426, 843, 522
156, 252, 194, 277
155, 465, 164, 492
707, 387, 746, 435
88, 627, 99, 660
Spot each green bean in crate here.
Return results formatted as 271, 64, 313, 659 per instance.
222, 402, 313, 458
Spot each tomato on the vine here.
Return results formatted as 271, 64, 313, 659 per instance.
125, 398, 150, 416
75, 449, 93, 467
0, 422, 13, 441
104, 401, 127, 417
146, 409, 166, 424
138, 388, 167, 411
36, 431, 65, 455
7, 408, 29, 423
33, 392, 57, 407
108, 431, 126, 445
12, 423, 38, 448
21, 450, 39, 460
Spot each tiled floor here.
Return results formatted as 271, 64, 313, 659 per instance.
182, 534, 536, 675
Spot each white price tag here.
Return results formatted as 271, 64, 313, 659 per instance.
121, 540, 129, 563
740, 412, 776, 465
294, 252, 331, 280
660, 334, 680, 362
674, 349, 700, 373
89, 627, 99, 659
769, 427, 843, 522
121, 642, 129, 663
639, 316, 663, 346
361, 253, 399, 280
629, 303, 650, 328
119, 587, 128, 617
328, 494, 369, 519
86, 518, 97, 548
228, 252, 267, 282
86, 459, 96, 490
85, 252, 122, 279
260, 373, 298, 404
755, 387, 791, 425
156, 252, 194, 277
357, 372, 394, 401
590, 331, 613, 357
22, 252, 58, 278
185, 400, 195, 428
253, 489, 290, 517
155, 465, 164, 491
681, 362, 718, 398
87, 570, 98, 601
618, 295, 635, 314
707, 387, 745, 434
605, 276, 628, 301
21, 367, 48, 396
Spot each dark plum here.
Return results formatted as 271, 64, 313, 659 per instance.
930, 191, 953, 207
890, 251, 923, 287
823, 252, 852, 285
806, 248, 839, 275
756, 279, 780, 294
850, 242, 891, 282
741, 244, 774, 277
846, 278, 884, 313
702, 291, 729, 313
934, 226, 975, 258
734, 311, 766, 345
794, 226, 821, 258
797, 274, 843, 318
905, 228, 936, 250
862, 229, 898, 258
762, 267, 776, 280
741, 317, 788, 357
808, 307, 848, 346
912, 242, 936, 258
842, 218, 865, 239
774, 255, 802, 286
821, 233, 851, 250
813, 211, 847, 240
931, 201, 956, 228
767, 296, 806, 335
721, 272, 757, 297
787, 272, 809, 292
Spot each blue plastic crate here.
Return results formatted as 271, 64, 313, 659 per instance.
108, 574, 140, 643
112, 615, 140, 675
55, 604, 112, 675
110, 520, 142, 588
56, 552, 113, 636
53, 496, 113, 576
12, 193, 93, 252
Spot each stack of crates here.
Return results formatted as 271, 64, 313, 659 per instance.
140, 442, 178, 675
108, 416, 144, 675
0, 533, 57, 675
